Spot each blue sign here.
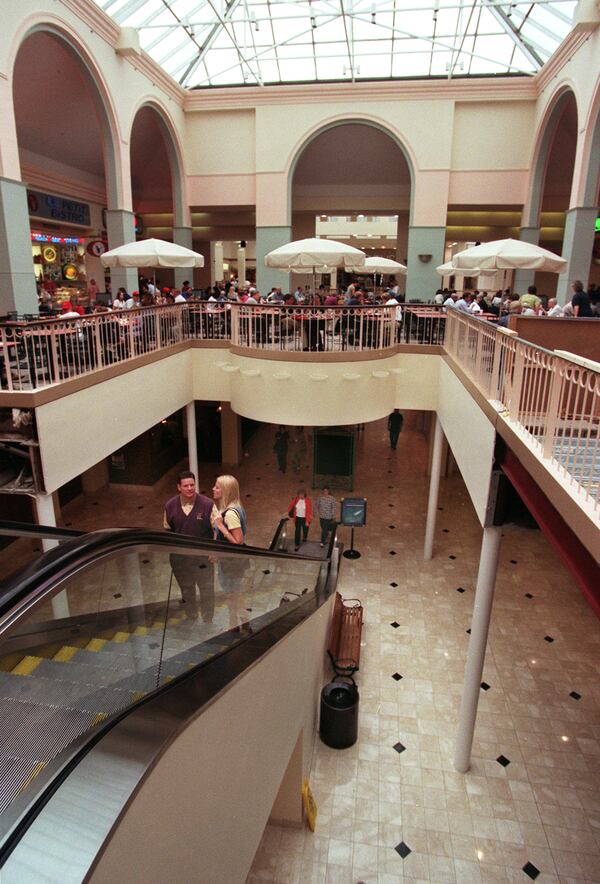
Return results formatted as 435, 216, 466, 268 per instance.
27, 190, 90, 227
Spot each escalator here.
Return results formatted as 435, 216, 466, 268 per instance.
0, 521, 340, 882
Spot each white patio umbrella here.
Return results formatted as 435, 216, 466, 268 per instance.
436, 261, 481, 277
363, 256, 407, 291
101, 238, 205, 269
450, 238, 567, 273
265, 237, 365, 292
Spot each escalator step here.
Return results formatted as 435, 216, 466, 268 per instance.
11, 656, 43, 676
86, 638, 107, 652
111, 631, 130, 644
133, 626, 149, 636
52, 646, 79, 663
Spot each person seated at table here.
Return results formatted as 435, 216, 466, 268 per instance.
59, 301, 81, 320
443, 292, 456, 312
454, 292, 470, 313
546, 298, 563, 317
469, 293, 484, 314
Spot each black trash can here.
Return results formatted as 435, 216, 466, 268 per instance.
319, 678, 359, 749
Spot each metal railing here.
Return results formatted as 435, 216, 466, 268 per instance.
445, 310, 600, 514
0, 303, 446, 391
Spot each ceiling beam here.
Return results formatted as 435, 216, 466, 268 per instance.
179, 0, 245, 86
481, 0, 544, 68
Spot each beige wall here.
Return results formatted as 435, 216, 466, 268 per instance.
88, 596, 332, 884
437, 360, 496, 526
34, 349, 441, 493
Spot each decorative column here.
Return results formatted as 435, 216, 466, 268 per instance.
556, 207, 597, 304
0, 178, 38, 315
221, 403, 241, 466
173, 226, 193, 289
210, 241, 224, 289
106, 209, 138, 293
255, 226, 292, 295
454, 526, 502, 773
406, 227, 446, 302
513, 226, 540, 294
185, 402, 199, 480
423, 416, 444, 560
35, 493, 70, 618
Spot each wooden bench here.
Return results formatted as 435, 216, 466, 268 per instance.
327, 592, 363, 678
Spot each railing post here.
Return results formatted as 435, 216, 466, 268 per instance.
94, 320, 103, 371
542, 358, 566, 459
155, 307, 162, 350
508, 342, 526, 422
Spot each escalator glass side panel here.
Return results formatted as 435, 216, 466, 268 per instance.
0, 541, 322, 824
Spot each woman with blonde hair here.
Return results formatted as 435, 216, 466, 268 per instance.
212, 475, 249, 632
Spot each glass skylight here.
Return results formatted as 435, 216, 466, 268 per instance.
94, 1, 578, 88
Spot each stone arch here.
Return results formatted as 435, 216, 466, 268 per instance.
524, 85, 579, 227
7, 14, 123, 207
285, 114, 416, 227
578, 80, 600, 208
127, 98, 188, 227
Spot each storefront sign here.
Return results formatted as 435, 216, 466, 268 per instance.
32, 232, 84, 245
28, 190, 90, 227
87, 240, 108, 257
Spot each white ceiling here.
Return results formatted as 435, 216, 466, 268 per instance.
94, 0, 578, 89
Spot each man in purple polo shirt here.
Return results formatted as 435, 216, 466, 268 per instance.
164, 471, 217, 622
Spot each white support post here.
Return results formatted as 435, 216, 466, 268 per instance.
186, 402, 199, 480
423, 416, 444, 560
35, 493, 70, 618
454, 526, 502, 773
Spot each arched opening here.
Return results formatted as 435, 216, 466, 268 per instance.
12, 29, 118, 307
130, 105, 181, 288
291, 122, 412, 295
536, 92, 578, 295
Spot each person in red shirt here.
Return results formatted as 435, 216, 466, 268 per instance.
286, 488, 312, 551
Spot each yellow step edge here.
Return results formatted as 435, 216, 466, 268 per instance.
92, 712, 108, 726
85, 638, 107, 652
11, 656, 43, 676
133, 626, 149, 636
131, 691, 146, 702
19, 762, 47, 793
111, 631, 130, 644
52, 646, 79, 663
151, 620, 164, 629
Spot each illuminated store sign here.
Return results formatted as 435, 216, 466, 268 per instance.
31, 232, 85, 245
27, 190, 90, 227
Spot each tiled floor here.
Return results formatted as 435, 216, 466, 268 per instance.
3, 416, 599, 882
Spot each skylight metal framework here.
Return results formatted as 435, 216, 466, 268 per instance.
95, 0, 577, 88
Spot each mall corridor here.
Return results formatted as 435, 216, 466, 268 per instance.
3, 417, 599, 882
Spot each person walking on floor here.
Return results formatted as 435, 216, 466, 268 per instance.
388, 409, 404, 450
316, 486, 337, 548
163, 470, 217, 622
287, 488, 312, 551
273, 425, 289, 473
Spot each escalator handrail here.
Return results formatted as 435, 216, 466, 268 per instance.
268, 516, 289, 550
0, 527, 324, 625
0, 544, 339, 877
0, 520, 85, 540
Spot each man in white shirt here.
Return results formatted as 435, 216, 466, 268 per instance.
547, 298, 563, 317
174, 289, 187, 303
443, 293, 456, 312
454, 294, 470, 313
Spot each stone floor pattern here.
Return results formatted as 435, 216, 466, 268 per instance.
3, 416, 599, 883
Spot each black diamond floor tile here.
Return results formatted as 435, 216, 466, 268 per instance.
466, 628, 471, 634
496, 754, 510, 767
389, 551, 396, 556
392, 672, 403, 681
390, 582, 398, 587
390, 621, 400, 629
449, 555, 456, 560
480, 682, 490, 691
525, 593, 534, 599
393, 742, 406, 754
522, 861, 540, 879
569, 691, 582, 700
395, 841, 411, 859
456, 587, 465, 593
388, 525, 396, 529
510, 559, 518, 564
443, 528, 449, 533
544, 635, 555, 643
